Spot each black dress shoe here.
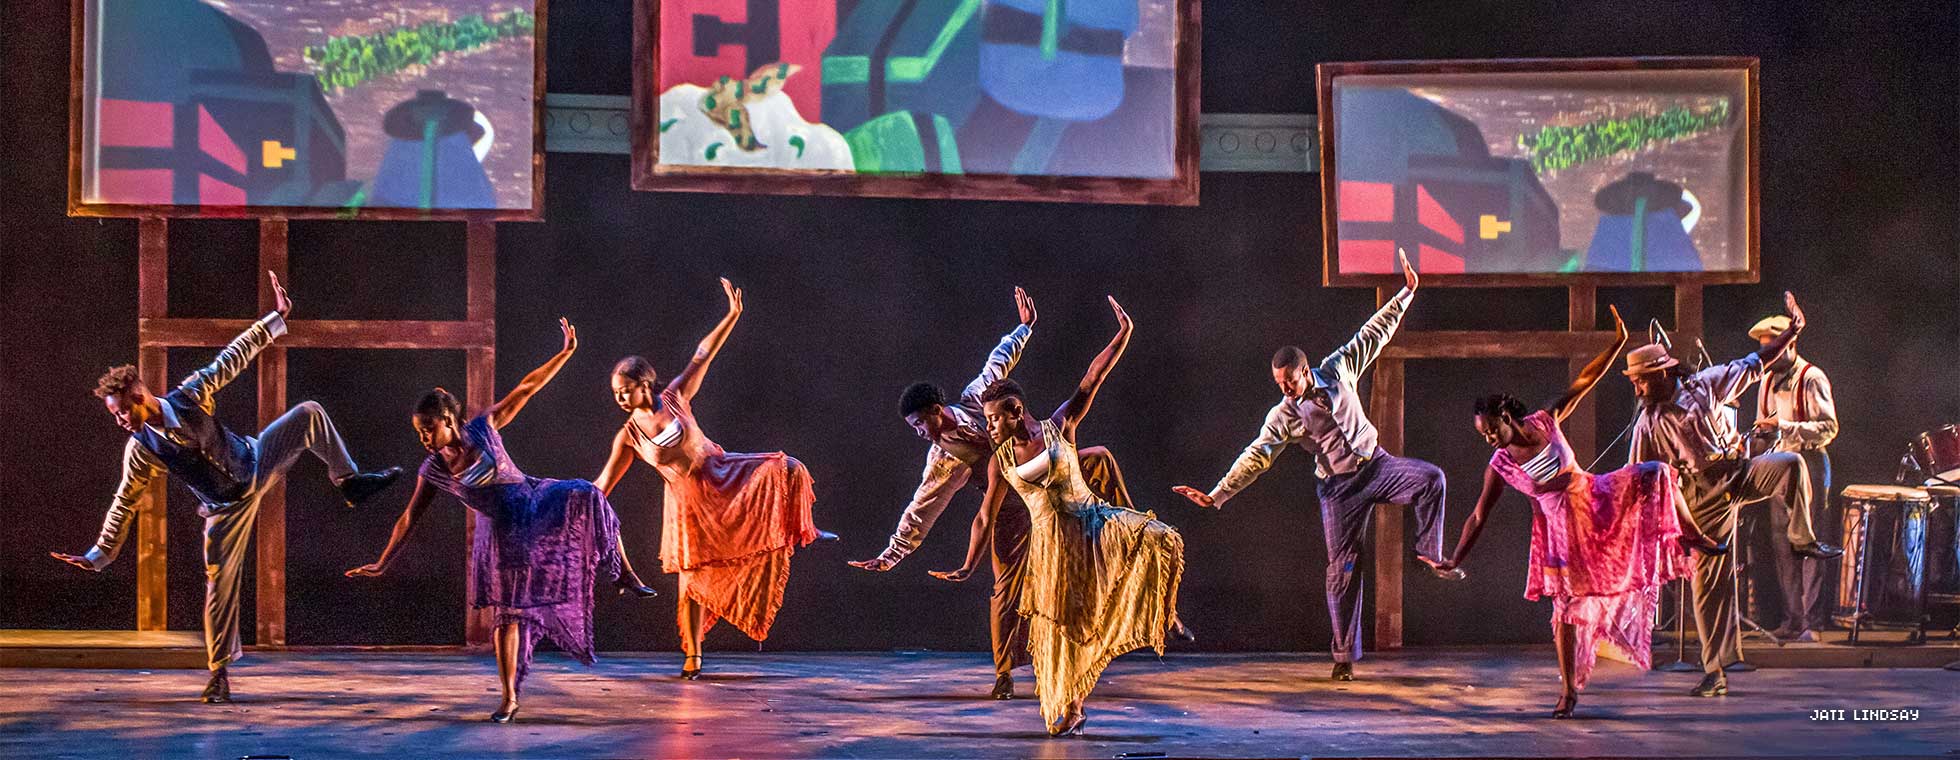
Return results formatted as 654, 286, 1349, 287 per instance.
615, 568, 658, 598
1690, 671, 1728, 697
1792, 542, 1843, 559
490, 702, 520, 723
339, 467, 404, 507
814, 530, 841, 542
1170, 620, 1197, 643
680, 655, 702, 680
200, 668, 231, 704
1551, 691, 1579, 718
991, 673, 1014, 700
1332, 662, 1354, 681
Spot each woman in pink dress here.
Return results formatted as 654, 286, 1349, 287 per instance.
593, 278, 835, 679
1426, 306, 1725, 718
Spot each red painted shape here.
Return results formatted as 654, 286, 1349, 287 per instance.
662, 0, 747, 91
198, 175, 246, 206
1415, 183, 1464, 244
1339, 180, 1394, 223
659, 0, 834, 121
97, 168, 174, 204
99, 99, 173, 149
775, 0, 834, 122
1341, 239, 1396, 274
1418, 243, 1465, 273
198, 106, 247, 173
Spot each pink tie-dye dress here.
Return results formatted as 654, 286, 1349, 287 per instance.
1489, 411, 1692, 688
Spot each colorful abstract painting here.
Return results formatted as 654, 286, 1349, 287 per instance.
1320, 60, 1757, 282
73, 0, 542, 219
634, 0, 1199, 204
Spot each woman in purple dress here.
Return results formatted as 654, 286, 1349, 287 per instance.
348, 319, 626, 724
1426, 306, 1725, 718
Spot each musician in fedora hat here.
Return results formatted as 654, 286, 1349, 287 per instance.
1746, 313, 1841, 642
1623, 291, 1833, 698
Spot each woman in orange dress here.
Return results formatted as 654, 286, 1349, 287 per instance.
594, 278, 834, 679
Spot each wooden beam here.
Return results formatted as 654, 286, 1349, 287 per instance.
1565, 286, 1599, 464
135, 218, 168, 632
463, 223, 497, 647
1381, 330, 1619, 359
1674, 285, 1705, 354
140, 319, 495, 350
255, 220, 289, 648
1369, 286, 1405, 651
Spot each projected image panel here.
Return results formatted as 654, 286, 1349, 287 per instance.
1318, 59, 1759, 285
71, 0, 544, 220
631, 0, 1200, 205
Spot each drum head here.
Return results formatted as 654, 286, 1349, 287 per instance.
1841, 484, 1931, 502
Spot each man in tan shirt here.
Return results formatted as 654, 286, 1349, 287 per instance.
1747, 314, 1840, 641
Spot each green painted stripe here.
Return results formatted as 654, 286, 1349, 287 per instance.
886, 0, 980, 83
933, 114, 963, 174
823, 56, 871, 84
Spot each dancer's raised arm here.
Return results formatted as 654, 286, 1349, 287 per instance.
666, 278, 744, 402
1547, 306, 1629, 423
1052, 297, 1132, 440
929, 459, 1009, 583
1323, 249, 1417, 383
487, 318, 577, 430
1753, 291, 1805, 365
345, 477, 441, 577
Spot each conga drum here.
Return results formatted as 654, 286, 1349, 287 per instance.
1925, 486, 1960, 631
1835, 485, 1931, 641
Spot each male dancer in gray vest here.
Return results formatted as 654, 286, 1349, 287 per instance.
849, 287, 1145, 700
1174, 251, 1459, 682
52, 272, 402, 703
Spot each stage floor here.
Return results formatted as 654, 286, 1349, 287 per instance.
2, 648, 1953, 759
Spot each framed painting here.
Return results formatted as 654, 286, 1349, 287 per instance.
69, 0, 547, 221
631, 0, 1200, 205
1317, 57, 1759, 286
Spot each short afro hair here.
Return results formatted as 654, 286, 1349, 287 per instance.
94, 364, 143, 399
1472, 393, 1529, 421
898, 382, 945, 418
978, 378, 1024, 405
1272, 346, 1309, 370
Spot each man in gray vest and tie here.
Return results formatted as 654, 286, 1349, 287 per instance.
52, 272, 401, 703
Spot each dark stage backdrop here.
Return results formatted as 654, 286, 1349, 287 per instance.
3, 1, 1955, 654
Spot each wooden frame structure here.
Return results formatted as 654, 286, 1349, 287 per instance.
131, 218, 500, 647
1316, 57, 1761, 287
67, 0, 551, 221
629, 0, 1202, 205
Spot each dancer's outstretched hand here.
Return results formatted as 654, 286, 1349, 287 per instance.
848, 557, 895, 572
1609, 304, 1627, 340
927, 566, 974, 582
269, 271, 293, 317
1783, 291, 1804, 333
721, 277, 744, 314
1399, 248, 1419, 292
1171, 485, 1217, 509
1107, 296, 1132, 331
1015, 287, 1037, 327
345, 562, 386, 578
49, 551, 98, 572
559, 317, 578, 353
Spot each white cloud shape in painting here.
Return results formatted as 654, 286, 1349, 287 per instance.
658, 84, 854, 171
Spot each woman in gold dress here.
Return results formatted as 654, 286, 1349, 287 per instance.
933, 297, 1186, 736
